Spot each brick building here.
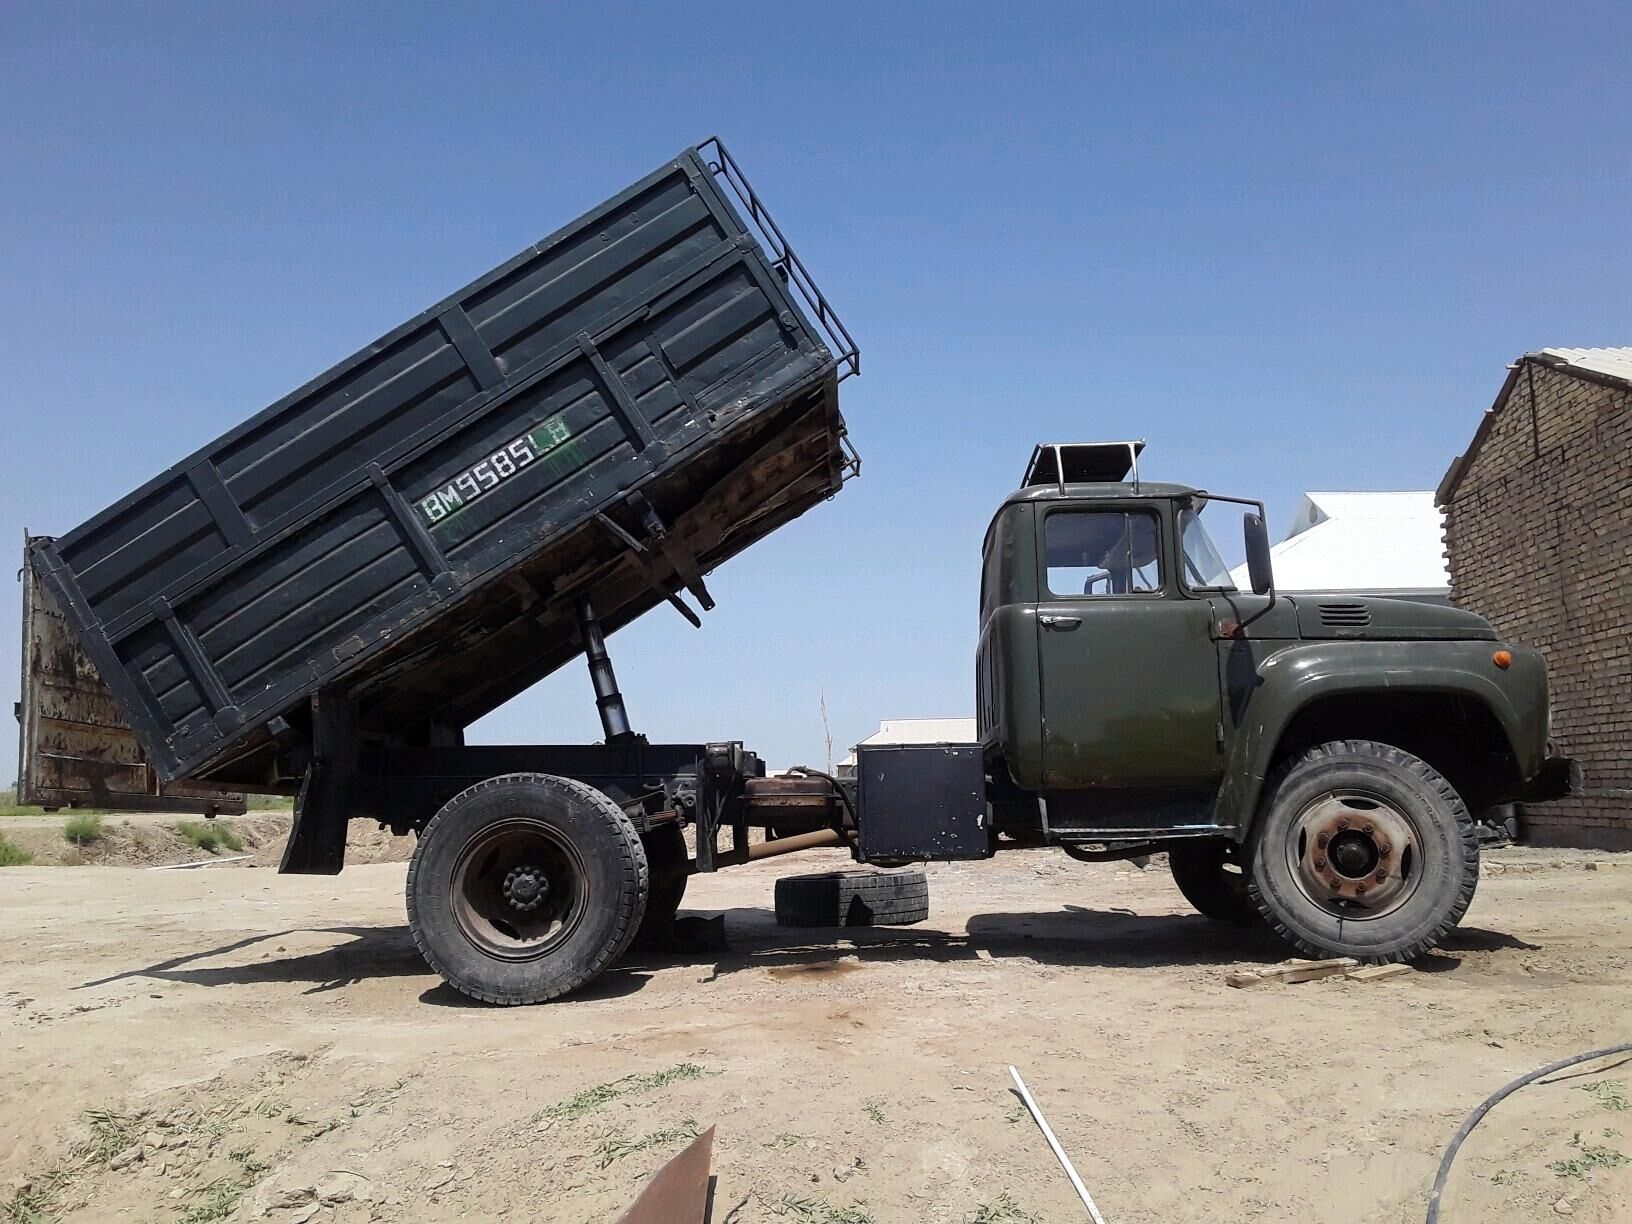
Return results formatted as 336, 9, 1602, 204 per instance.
1437, 347, 1632, 848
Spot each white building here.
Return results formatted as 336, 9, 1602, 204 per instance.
839, 717, 977, 773
1230, 491, 1450, 603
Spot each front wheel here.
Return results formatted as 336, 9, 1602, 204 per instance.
1248, 740, 1478, 963
407, 773, 649, 1005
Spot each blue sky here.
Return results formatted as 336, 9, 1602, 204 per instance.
4, 2, 1630, 782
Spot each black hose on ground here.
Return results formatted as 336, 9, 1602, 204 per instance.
1425, 1041, 1632, 1223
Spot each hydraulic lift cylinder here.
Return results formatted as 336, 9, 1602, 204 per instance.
576, 600, 633, 742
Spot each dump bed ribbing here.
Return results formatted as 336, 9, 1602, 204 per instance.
32, 138, 857, 789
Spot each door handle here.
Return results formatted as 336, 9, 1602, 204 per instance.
1038, 613, 1082, 630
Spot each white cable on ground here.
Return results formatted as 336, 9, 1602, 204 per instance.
1008, 1065, 1109, 1223
147, 855, 252, 870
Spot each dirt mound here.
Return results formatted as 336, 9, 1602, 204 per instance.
1, 810, 415, 870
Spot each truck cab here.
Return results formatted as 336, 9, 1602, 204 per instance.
975, 441, 1570, 963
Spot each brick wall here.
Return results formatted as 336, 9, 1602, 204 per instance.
1442, 360, 1632, 848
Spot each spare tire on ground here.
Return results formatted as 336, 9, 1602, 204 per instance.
774, 868, 929, 928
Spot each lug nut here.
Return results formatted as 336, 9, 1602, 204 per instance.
1337, 817, 1350, 830
1316, 832, 1330, 849
1355, 883, 1368, 894
1363, 823, 1374, 834
1314, 857, 1327, 870
1377, 841, 1391, 856
1375, 870, 1388, 883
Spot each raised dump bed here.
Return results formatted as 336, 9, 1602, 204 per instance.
28, 137, 858, 792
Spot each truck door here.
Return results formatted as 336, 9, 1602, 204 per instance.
16, 538, 247, 814
1033, 506, 1221, 799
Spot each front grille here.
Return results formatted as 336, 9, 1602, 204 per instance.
1318, 601, 1372, 628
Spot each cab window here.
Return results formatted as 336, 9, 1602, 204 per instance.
1044, 510, 1161, 597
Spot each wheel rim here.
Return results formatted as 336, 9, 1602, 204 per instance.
450, 817, 588, 960
1286, 790, 1423, 920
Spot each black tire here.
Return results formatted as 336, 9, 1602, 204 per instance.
774, 868, 929, 928
406, 773, 648, 1005
1248, 740, 1478, 963
630, 823, 690, 952
1168, 839, 1259, 925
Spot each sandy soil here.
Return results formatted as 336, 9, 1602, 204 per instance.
1, 843, 1629, 1223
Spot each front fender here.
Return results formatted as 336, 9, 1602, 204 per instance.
1216, 640, 1549, 833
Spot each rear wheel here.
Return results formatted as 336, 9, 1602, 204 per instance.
407, 773, 648, 1005
1168, 839, 1259, 924
1248, 740, 1477, 963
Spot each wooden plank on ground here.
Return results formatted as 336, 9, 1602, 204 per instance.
1226, 957, 1359, 988
1344, 963, 1414, 983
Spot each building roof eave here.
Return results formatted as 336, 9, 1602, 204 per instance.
1437, 361, 1523, 508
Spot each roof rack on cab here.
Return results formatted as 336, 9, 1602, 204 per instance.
1023, 440, 1146, 491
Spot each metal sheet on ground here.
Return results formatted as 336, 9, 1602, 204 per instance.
614, 1125, 714, 1224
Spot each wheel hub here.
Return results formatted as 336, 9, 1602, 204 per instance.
446, 816, 588, 962
1291, 792, 1421, 917
1327, 830, 1378, 878
503, 864, 550, 912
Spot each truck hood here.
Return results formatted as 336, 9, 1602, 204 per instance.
1289, 594, 1498, 642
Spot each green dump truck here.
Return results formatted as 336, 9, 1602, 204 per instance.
19, 140, 1569, 1004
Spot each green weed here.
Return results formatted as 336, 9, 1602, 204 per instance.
176, 1149, 268, 1223
0, 833, 34, 867
966, 1193, 1044, 1223
63, 812, 104, 846
594, 1120, 700, 1168
1490, 1168, 1526, 1186
81, 1109, 138, 1163
4, 1172, 66, 1224
861, 1098, 885, 1124
536, 1062, 712, 1122
770, 1193, 875, 1223
174, 821, 244, 854
1550, 1143, 1629, 1179
1581, 1080, 1629, 1112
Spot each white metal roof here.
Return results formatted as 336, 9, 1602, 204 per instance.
1230, 491, 1449, 594
840, 717, 977, 767
1536, 346, 1632, 387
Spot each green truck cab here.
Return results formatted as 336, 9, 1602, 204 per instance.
975, 442, 1570, 962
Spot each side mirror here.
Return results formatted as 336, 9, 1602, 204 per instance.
1244, 513, 1274, 596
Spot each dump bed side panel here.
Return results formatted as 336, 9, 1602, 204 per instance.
35, 144, 849, 783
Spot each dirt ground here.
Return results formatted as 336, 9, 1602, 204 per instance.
1, 833, 1630, 1224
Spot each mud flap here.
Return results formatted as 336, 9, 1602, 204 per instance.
278, 693, 355, 875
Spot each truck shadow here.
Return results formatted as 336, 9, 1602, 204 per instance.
75, 924, 653, 1005
75, 911, 1529, 1002
76, 926, 432, 997
631, 904, 1285, 977
627, 906, 1531, 981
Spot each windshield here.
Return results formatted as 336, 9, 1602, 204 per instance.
1178, 504, 1237, 591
